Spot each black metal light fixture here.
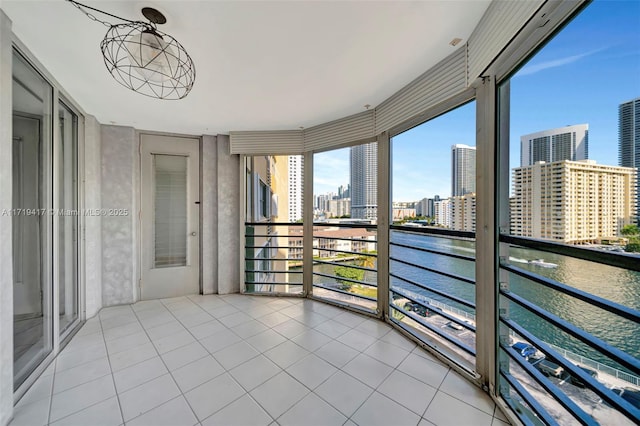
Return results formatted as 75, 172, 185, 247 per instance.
67, 0, 195, 100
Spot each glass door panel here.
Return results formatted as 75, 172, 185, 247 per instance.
154, 154, 188, 268
58, 101, 78, 334
12, 50, 53, 389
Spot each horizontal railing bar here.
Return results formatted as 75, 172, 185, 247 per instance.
499, 370, 558, 426
245, 246, 304, 250
500, 234, 640, 273
314, 247, 378, 257
312, 283, 377, 302
501, 318, 640, 422
312, 271, 377, 288
243, 291, 305, 297
389, 305, 476, 356
390, 287, 475, 332
244, 281, 304, 286
391, 225, 476, 240
501, 290, 640, 375
245, 258, 303, 261
245, 234, 303, 238
390, 241, 475, 262
499, 340, 595, 425
313, 222, 378, 229
389, 272, 476, 309
313, 236, 378, 244
312, 259, 377, 272
245, 270, 303, 274
501, 263, 640, 324
390, 256, 476, 286
245, 222, 304, 227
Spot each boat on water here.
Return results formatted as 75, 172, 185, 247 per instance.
529, 258, 558, 268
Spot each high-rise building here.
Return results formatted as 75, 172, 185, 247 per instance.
520, 124, 588, 167
451, 144, 476, 197
619, 97, 640, 222
511, 160, 636, 244
434, 198, 451, 228
287, 155, 304, 221
451, 193, 476, 232
350, 142, 377, 219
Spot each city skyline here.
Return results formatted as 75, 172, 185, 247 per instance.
314, 1, 640, 202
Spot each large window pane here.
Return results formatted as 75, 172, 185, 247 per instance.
244, 155, 304, 294
497, 2, 640, 424
390, 101, 477, 371
313, 144, 378, 313
12, 50, 53, 389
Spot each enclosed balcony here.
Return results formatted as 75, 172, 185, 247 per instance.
1, 1, 638, 426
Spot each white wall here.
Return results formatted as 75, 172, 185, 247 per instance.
100, 125, 137, 305
84, 115, 102, 317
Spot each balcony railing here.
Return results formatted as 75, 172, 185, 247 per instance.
311, 223, 378, 313
389, 225, 477, 371
497, 235, 640, 425
244, 222, 303, 295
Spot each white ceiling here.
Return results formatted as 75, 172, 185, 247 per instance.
2, 0, 491, 135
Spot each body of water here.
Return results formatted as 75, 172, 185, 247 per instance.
388, 231, 640, 372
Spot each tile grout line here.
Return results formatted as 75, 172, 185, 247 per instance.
101, 305, 128, 426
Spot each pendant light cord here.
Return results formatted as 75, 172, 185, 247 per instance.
66, 0, 151, 28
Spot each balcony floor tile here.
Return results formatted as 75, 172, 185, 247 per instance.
11, 294, 510, 426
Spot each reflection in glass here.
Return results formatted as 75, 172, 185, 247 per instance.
58, 101, 78, 334
12, 50, 53, 389
154, 154, 188, 268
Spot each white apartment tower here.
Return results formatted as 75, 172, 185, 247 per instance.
451, 144, 476, 197
434, 198, 452, 228
511, 160, 636, 244
520, 124, 589, 167
350, 142, 377, 219
287, 155, 304, 221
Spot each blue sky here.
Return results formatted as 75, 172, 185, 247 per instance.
314, 0, 640, 202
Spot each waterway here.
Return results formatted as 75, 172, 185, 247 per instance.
298, 231, 640, 373
388, 230, 640, 373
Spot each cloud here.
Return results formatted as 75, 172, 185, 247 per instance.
517, 48, 605, 77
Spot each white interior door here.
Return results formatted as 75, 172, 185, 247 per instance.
141, 134, 200, 299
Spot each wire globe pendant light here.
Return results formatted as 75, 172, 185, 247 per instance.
68, 1, 195, 100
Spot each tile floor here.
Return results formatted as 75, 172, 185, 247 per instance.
10, 294, 510, 426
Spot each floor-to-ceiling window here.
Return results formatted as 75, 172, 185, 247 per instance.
389, 101, 477, 372
244, 155, 304, 294
312, 144, 378, 313
496, 1, 640, 424
12, 49, 54, 389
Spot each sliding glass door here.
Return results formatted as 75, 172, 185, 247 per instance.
12, 50, 54, 389
58, 101, 79, 334
12, 49, 81, 390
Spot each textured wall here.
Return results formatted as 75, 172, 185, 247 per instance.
100, 125, 137, 305
0, 10, 14, 426
202, 135, 217, 294
84, 115, 102, 317
216, 135, 240, 294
